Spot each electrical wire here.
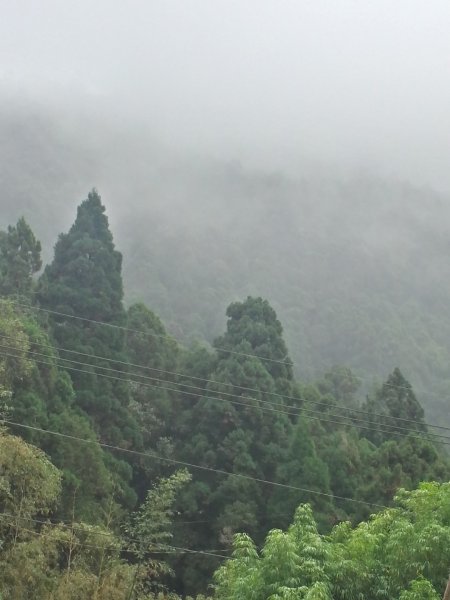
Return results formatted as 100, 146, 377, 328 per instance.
0, 512, 229, 559
0, 331, 447, 434
1, 339, 446, 442
0, 303, 444, 522
1, 331, 448, 447
0, 347, 447, 447
0, 417, 389, 509
9, 300, 450, 431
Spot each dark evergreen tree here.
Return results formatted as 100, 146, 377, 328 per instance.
363, 368, 427, 446
38, 189, 124, 325
0, 217, 42, 297
354, 369, 450, 507
316, 366, 360, 409
215, 296, 294, 384
358, 434, 450, 508
37, 190, 141, 506
171, 297, 302, 593
124, 303, 180, 494
267, 417, 332, 531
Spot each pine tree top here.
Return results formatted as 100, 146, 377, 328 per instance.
69, 189, 114, 247
39, 189, 124, 323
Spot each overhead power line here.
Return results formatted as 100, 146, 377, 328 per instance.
0, 340, 448, 444
0, 328, 447, 435
0, 337, 439, 439
9, 299, 448, 429
0, 511, 229, 559
0, 347, 447, 446
0, 418, 389, 510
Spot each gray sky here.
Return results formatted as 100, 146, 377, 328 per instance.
2, 0, 450, 189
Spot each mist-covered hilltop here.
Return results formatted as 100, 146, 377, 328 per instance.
2, 102, 450, 422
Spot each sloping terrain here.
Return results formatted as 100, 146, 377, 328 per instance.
2, 102, 450, 421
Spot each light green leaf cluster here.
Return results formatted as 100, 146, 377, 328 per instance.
214, 483, 450, 599
0, 428, 61, 522
398, 578, 440, 600
126, 469, 192, 557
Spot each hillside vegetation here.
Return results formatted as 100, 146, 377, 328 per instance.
0, 191, 450, 597
1, 105, 450, 423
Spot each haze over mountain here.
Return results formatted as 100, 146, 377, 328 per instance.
2, 1, 450, 422
1, 101, 450, 425
2, 0, 450, 190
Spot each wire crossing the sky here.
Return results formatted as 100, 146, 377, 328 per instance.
0, 511, 230, 559
0, 330, 448, 433
8, 299, 450, 431
0, 337, 445, 440
0, 418, 389, 510
0, 347, 448, 446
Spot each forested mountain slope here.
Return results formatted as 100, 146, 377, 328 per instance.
1, 192, 450, 597
2, 103, 450, 422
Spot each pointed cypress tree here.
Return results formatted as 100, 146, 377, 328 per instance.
39, 189, 124, 325
172, 297, 300, 592
215, 296, 294, 383
363, 368, 427, 446
38, 191, 141, 483
382, 368, 426, 426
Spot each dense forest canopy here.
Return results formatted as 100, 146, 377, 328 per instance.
0, 191, 450, 598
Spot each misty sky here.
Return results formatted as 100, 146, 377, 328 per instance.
2, 0, 450, 189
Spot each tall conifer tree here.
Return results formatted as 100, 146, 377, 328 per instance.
363, 367, 427, 446
172, 297, 303, 592
38, 191, 141, 503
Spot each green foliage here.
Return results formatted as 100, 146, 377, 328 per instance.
363, 368, 427, 446
215, 297, 293, 381
316, 366, 360, 409
215, 483, 450, 599
37, 190, 141, 505
0, 299, 33, 405
0, 433, 194, 600
0, 428, 61, 542
125, 303, 180, 489
125, 469, 192, 596
268, 419, 333, 531
398, 578, 440, 600
45, 411, 116, 523
39, 189, 124, 322
126, 469, 192, 558
126, 303, 178, 372
0, 301, 118, 522
170, 297, 307, 593
0, 217, 42, 297
0, 518, 135, 600
215, 505, 332, 600
38, 190, 137, 443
